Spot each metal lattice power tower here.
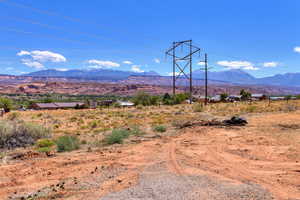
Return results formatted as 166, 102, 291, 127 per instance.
165, 40, 201, 103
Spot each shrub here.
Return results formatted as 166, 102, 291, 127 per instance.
35, 139, 55, 155
130, 126, 145, 136
0, 97, 13, 112
193, 103, 204, 112
0, 120, 51, 149
36, 138, 55, 148
89, 120, 98, 129
153, 125, 167, 132
132, 91, 151, 106
55, 135, 80, 152
104, 129, 130, 145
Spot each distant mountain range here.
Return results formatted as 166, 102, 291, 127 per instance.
26, 69, 159, 81
193, 69, 300, 86
24, 68, 300, 87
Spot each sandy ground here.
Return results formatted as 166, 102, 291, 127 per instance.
0, 112, 300, 200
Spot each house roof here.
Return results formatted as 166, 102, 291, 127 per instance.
35, 103, 58, 108
54, 102, 84, 108
34, 102, 84, 108
229, 95, 242, 98
252, 94, 264, 98
270, 97, 285, 100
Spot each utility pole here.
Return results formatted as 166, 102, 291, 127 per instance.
204, 53, 208, 105
189, 40, 193, 103
172, 42, 176, 95
165, 40, 201, 104
199, 53, 210, 105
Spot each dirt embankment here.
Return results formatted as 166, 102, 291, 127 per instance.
0, 112, 300, 200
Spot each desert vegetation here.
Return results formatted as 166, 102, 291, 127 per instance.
0, 95, 300, 199
0, 97, 299, 151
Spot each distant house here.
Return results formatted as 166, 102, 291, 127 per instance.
227, 95, 242, 102
210, 95, 221, 103
269, 96, 285, 101
31, 102, 85, 110
193, 95, 208, 103
117, 101, 135, 107
99, 100, 115, 106
251, 94, 267, 101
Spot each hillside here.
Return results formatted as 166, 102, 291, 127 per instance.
26, 69, 159, 81
24, 68, 300, 87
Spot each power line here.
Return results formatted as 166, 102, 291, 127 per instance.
0, 16, 110, 41
0, 27, 92, 45
0, 0, 159, 43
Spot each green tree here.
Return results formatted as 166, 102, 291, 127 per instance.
220, 93, 229, 102
0, 97, 13, 112
240, 89, 251, 101
162, 93, 172, 105
42, 97, 54, 103
132, 91, 151, 106
149, 96, 160, 106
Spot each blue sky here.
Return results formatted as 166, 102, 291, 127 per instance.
0, 0, 299, 77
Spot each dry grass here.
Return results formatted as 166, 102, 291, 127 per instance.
5, 100, 299, 144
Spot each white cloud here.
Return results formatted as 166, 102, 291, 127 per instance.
55, 68, 68, 71
263, 62, 278, 67
197, 61, 205, 66
87, 59, 120, 68
123, 60, 133, 65
131, 65, 144, 73
294, 47, 300, 53
21, 59, 44, 69
154, 58, 160, 64
17, 50, 66, 69
17, 50, 30, 56
17, 50, 66, 62
217, 60, 258, 70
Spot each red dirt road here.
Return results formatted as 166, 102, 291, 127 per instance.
0, 112, 300, 199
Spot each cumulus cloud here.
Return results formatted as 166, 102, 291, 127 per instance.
154, 58, 160, 64
17, 50, 66, 69
87, 60, 120, 68
131, 65, 144, 73
197, 61, 205, 66
294, 47, 300, 53
17, 50, 30, 56
263, 62, 278, 67
217, 60, 259, 70
123, 60, 133, 65
17, 50, 66, 62
21, 59, 44, 69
